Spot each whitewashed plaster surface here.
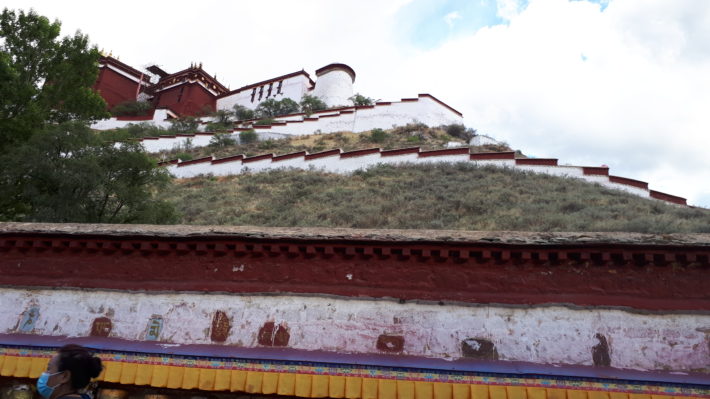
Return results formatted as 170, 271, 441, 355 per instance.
91, 109, 175, 131
311, 70, 354, 108
2, 288, 708, 372
216, 75, 313, 111
124, 96, 463, 152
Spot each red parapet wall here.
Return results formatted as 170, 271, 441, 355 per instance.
273, 151, 308, 162
305, 149, 341, 160
0, 229, 708, 311
650, 190, 687, 205
515, 158, 559, 166
610, 176, 649, 190
582, 167, 609, 176
341, 148, 382, 159
419, 148, 470, 157
470, 152, 516, 160
380, 147, 421, 157
211, 154, 244, 165
177, 156, 212, 167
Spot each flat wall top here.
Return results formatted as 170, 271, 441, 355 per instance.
1, 222, 709, 247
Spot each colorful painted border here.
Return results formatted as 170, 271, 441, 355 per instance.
0, 346, 707, 398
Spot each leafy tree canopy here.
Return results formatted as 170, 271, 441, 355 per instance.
350, 93, 374, 106
233, 104, 255, 121
255, 98, 300, 118
300, 94, 327, 116
0, 8, 109, 151
0, 121, 177, 223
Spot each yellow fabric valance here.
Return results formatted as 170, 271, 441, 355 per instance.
0, 354, 705, 399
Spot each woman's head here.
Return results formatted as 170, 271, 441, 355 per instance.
38, 345, 103, 399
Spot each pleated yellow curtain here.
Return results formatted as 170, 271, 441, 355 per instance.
0, 355, 700, 399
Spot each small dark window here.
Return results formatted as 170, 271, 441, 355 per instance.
251, 88, 256, 102
277, 80, 283, 94
267, 83, 273, 97
258, 86, 264, 100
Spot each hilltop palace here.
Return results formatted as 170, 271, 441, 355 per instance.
91, 56, 463, 135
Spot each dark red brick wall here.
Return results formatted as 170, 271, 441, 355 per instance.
0, 235, 707, 311
93, 68, 140, 110
154, 83, 216, 116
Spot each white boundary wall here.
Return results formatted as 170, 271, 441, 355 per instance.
1, 287, 707, 372
164, 150, 666, 203
132, 95, 463, 153
91, 109, 175, 130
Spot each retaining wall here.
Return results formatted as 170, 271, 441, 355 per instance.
162, 149, 686, 206
125, 94, 463, 153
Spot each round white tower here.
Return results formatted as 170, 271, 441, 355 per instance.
311, 63, 355, 108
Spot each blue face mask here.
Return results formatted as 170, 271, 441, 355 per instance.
37, 371, 62, 399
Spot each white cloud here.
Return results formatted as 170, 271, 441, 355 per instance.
496, 0, 527, 20
393, 0, 710, 206
444, 11, 462, 28
4, 0, 710, 207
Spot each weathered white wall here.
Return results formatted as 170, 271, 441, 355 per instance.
2, 287, 708, 372
312, 70, 354, 108
216, 75, 312, 112
91, 109, 174, 130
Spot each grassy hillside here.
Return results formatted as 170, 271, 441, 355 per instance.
161, 163, 710, 233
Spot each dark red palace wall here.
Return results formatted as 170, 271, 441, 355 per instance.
0, 225, 708, 311
154, 83, 216, 116
93, 67, 140, 110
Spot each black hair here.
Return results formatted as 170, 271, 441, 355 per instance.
57, 345, 103, 389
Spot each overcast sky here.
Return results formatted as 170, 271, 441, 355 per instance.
6, 0, 710, 207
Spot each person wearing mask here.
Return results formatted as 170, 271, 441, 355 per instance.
36, 345, 103, 399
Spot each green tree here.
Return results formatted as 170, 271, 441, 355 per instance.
169, 116, 199, 133
255, 98, 300, 118
205, 109, 233, 132
110, 100, 153, 117
299, 94, 327, 115
0, 121, 177, 223
349, 93, 374, 106
233, 104, 255, 121
209, 132, 237, 148
239, 129, 258, 144
0, 8, 109, 152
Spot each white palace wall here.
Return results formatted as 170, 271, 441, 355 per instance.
216, 74, 313, 111
135, 95, 463, 153
311, 69, 354, 108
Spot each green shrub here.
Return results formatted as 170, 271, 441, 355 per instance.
350, 93, 374, 106
255, 98, 300, 118
300, 94, 327, 115
444, 124, 477, 141
169, 117, 199, 134
233, 105, 255, 121
111, 101, 153, 117
254, 118, 276, 125
209, 133, 237, 148
239, 129, 258, 144
369, 128, 387, 143
174, 152, 193, 161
